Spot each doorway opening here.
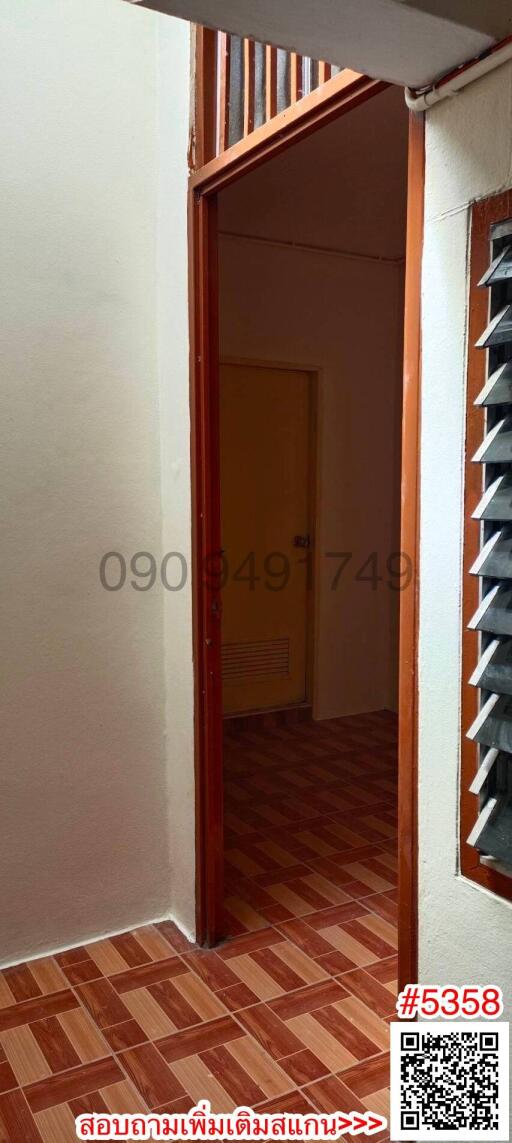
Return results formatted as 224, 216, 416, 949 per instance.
190, 67, 423, 1001
217, 87, 408, 979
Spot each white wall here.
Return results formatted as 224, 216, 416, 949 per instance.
420, 61, 512, 1026
0, 0, 194, 964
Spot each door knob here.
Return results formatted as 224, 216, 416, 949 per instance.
293, 535, 311, 548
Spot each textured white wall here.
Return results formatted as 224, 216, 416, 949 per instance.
420, 61, 512, 1006
0, 0, 193, 963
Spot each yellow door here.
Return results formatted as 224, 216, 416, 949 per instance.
220, 362, 312, 715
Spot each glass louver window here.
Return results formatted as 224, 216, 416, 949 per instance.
467, 220, 512, 871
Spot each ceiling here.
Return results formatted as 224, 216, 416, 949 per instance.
123, 0, 509, 89
218, 86, 409, 262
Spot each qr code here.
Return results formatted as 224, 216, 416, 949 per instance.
390, 1022, 509, 1140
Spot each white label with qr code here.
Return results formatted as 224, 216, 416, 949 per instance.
390, 1021, 509, 1140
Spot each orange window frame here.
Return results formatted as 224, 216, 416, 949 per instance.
461, 189, 512, 903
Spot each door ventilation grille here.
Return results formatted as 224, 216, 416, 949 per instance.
222, 638, 290, 682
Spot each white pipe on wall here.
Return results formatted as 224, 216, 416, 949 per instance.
405, 36, 512, 111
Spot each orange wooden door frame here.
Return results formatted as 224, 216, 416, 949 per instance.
190, 72, 424, 987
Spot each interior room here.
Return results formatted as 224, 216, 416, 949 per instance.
217, 86, 408, 986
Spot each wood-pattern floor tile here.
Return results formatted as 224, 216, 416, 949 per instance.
34, 1103, 78, 1143
123, 988, 177, 1040
100, 1079, 149, 1114
286, 1013, 357, 1073
58, 1008, 110, 1064
2, 967, 41, 1005
157, 1015, 243, 1064
304, 1073, 366, 1114
84, 941, 127, 977
0, 991, 78, 1034
30, 1018, 80, 1075
118, 1043, 186, 1109
236, 1003, 302, 1061
0, 1026, 51, 1087
340, 968, 396, 1018
339, 1052, 390, 1097
0, 1089, 44, 1143
200, 1043, 266, 1106
0, 1063, 16, 1097
225, 1035, 293, 1099
109, 956, 186, 995
169, 1055, 236, 1114
68, 1091, 109, 1116
29, 961, 68, 998
25, 1057, 123, 1113
75, 980, 130, 1031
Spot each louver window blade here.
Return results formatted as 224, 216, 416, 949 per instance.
473, 474, 512, 521
467, 217, 512, 875
475, 361, 512, 407
475, 305, 512, 348
470, 528, 512, 578
467, 796, 499, 848
473, 799, 512, 863
469, 584, 512, 635
478, 245, 512, 287
469, 638, 512, 696
469, 747, 499, 795
467, 692, 512, 752
473, 416, 512, 463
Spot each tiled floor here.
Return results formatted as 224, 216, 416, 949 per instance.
0, 711, 397, 1141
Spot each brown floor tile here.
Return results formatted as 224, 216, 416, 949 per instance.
25, 1057, 123, 1113
340, 968, 396, 1017
218, 927, 284, 960
157, 1015, 243, 1063
0, 1089, 44, 1143
2, 966, 41, 1005
102, 1018, 148, 1052
75, 979, 130, 1031
0, 1062, 17, 1096
236, 1003, 302, 1060
256, 1090, 315, 1114
340, 1051, 390, 1097
30, 1018, 80, 1075
278, 1048, 327, 1085
181, 950, 239, 992
367, 956, 398, 986
109, 957, 186, 995
200, 1043, 266, 1106
118, 1042, 187, 1109
68, 1090, 109, 1116
0, 991, 78, 1034
305, 1072, 366, 1113
269, 979, 348, 1021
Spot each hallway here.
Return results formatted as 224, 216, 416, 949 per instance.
0, 713, 396, 1141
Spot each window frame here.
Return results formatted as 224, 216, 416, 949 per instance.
461, 188, 512, 901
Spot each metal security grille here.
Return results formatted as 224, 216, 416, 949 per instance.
222, 638, 290, 683
467, 218, 512, 869
215, 33, 340, 155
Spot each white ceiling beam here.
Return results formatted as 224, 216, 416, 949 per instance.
123, 0, 497, 88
